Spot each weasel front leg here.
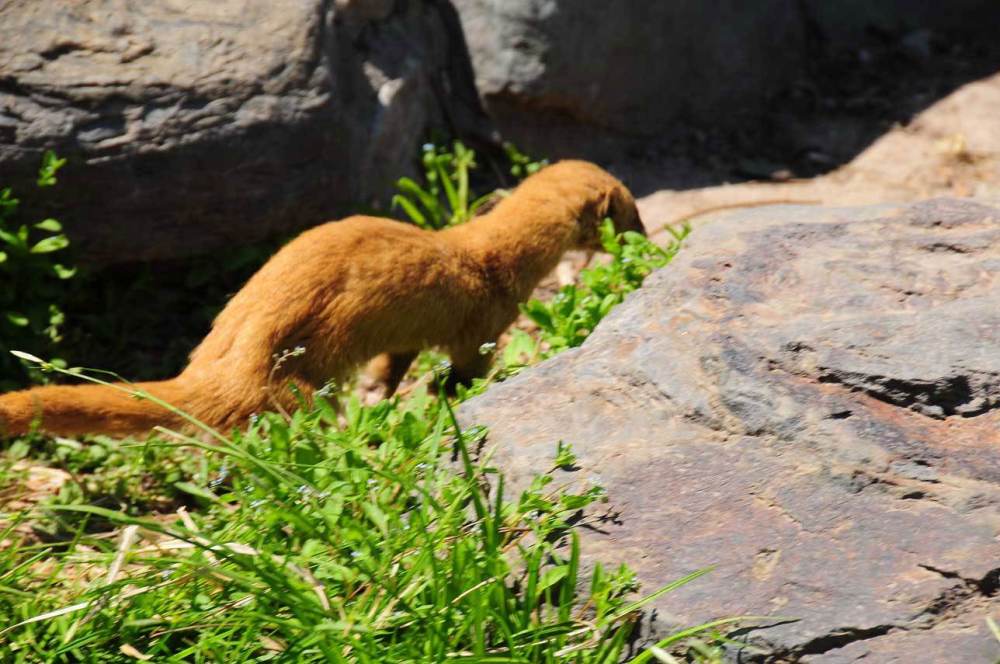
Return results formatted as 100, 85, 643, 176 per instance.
443, 342, 495, 393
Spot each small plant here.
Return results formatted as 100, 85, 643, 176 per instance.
392, 141, 490, 229
0, 150, 74, 389
0, 146, 722, 662
521, 220, 689, 357
504, 140, 549, 180
392, 140, 548, 230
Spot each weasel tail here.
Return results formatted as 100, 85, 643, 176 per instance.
0, 380, 190, 438
0, 160, 645, 439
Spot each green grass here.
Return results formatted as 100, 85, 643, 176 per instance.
502, 220, 689, 368
0, 225, 723, 662
0, 380, 726, 662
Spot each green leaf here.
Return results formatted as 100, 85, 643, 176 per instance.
10, 350, 44, 364
534, 565, 568, 601
600, 219, 621, 255
395, 176, 443, 226
391, 194, 427, 228
598, 293, 620, 316
520, 300, 553, 331
435, 157, 461, 222
395, 177, 436, 206
554, 441, 577, 469
6, 312, 29, 327
30, 234, 69, 254
0, 228, 24, 248
34, 218, 62, 232
604, 567, 715, 626
37, 150, 67, 187
52, 263, 76, 279
501, 329, 538, 367
174, 481, 223, 504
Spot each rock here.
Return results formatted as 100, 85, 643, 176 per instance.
451, 0, 805, 152
637, 71, 1000, 234
451, 1, 1000, 161
800, 1, 1000, 46
0, 0, 489, 263
461, 198, 1000, 660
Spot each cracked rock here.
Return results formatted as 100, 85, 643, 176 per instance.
461, 198, 1000, 662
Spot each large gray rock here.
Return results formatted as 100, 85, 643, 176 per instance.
801, 0, 1000, 46
452, 1, 1000, 161
461, 198, 1000, 661
452, 0, 804, 140
0, 0, 488, 263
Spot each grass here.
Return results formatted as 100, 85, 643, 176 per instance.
0, 381, 728, 662
392, 141, 547, 230
0, 144, 733, 661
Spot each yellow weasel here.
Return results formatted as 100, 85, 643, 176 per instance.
0, 160, 644, 437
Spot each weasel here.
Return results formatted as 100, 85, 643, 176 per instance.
0, 160, 645, 438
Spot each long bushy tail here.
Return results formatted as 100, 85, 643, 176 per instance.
0, 379, 195, 438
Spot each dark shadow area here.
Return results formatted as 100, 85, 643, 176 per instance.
56, 240, 281, 382
745, 29, 1000, 179
492, 30, 1000, 198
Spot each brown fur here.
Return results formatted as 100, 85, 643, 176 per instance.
0, 160, 644, 438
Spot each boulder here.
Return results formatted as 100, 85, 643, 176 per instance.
800, 0, 1000, 46
451, 0, 805, 145
461, 198, 1000, 661
0, 0, 489, 263
451, 1, 1000, 162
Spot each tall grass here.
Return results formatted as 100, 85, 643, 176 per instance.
0, 370, 727, 662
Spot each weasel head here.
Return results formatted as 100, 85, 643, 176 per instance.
545, 160, 645, 251
579, 183, 645, 252
590, 180, 645, 249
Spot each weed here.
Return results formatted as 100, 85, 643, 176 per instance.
520, 221, 689, 358
392, 141, 547, 230
0, 144, 726, 662
0, 151, 75, 389
503, 141, 549, 180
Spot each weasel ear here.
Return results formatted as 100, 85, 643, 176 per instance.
596, 188, 616, 222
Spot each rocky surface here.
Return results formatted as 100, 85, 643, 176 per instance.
452, 0, 804, 142
461, 198, 1000, 661
639, 71, 1000, 235
451, 0, 1000, 161
0, 0, 489, 263
801, 0, 1000, 46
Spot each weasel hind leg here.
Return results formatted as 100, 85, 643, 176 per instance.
360, 352, 418, 403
